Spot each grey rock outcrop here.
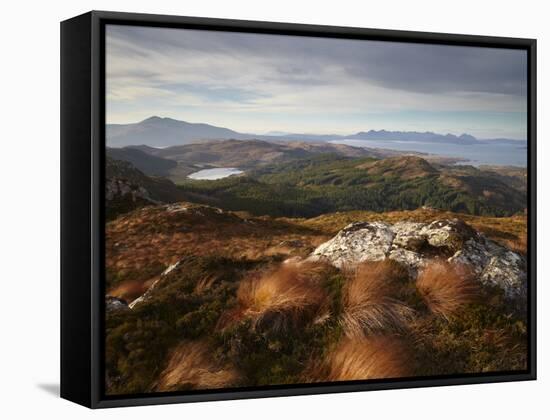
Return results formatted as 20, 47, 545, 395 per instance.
106, 295, 129, 312
105, 178, 155, 203
309, 219, 526, 299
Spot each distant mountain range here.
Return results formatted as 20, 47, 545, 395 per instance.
347, 130, 478, 144
106, 116, 525, 148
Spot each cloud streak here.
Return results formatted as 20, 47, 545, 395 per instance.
106, 25, 527, 139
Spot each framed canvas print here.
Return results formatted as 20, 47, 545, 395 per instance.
60, 11, 536, 408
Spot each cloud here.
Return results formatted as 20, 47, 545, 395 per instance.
105, 24, 527, 138
342, 42, 527, 96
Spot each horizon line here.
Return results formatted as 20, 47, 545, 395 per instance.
106, 115, 527, 142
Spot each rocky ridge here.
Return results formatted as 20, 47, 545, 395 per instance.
106, 178, 155, 204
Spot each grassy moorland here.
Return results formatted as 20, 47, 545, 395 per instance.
105, 201, 527, 395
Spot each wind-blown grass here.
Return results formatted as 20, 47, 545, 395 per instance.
219, 261, 331, 333
416, 260, 479, 320
155, 341, 240, 391
305, 336, 412, 382
341, 260, 415, 338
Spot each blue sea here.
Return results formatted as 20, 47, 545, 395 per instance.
331, 139, 527, 167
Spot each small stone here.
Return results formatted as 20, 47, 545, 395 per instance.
106, 295, 128, 312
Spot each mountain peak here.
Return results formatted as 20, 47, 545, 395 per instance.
141, 116, 185, 125
108, 116, 244, 147
141, 116, 163, 123
459, 133, 477, 141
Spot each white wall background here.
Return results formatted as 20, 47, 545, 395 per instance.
1, 0, 547, 417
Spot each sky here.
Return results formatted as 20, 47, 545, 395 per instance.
106, 25, 528, 140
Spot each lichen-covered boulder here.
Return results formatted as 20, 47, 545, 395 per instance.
309, 222, 394, 269
308, 219, 526, 299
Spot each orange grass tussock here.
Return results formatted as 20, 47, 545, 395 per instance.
416, 260, 479, 320
220, 261, 331, 333
155, 341, 240, 391
107, 277, 157, 302
306, 337, 413, 382
341, 260, 415, 338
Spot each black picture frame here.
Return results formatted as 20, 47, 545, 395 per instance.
60, 10, 537, 409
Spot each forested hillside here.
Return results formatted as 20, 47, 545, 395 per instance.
174, 154, 526, 218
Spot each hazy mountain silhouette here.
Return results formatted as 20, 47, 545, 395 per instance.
107, 116, 248, 147
106, 116, 525, 148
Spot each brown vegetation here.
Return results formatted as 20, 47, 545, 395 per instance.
416, 260, 479, 320
291, 208, 527, 247
107, 276, 157, 302
105, 203, 527, 395
219, 261, 331, 333
105, 203, 325, 289
155, 341, 240, 391
341, 260, 415, 338
306, 337, 412, 382
503, 231, 528, 255
107, 205, 526, 292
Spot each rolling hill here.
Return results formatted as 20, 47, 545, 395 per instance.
112, 139, 388, 182
106, 138, 526, 221
107, 147, 178, 176
175, 154, 526, 218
